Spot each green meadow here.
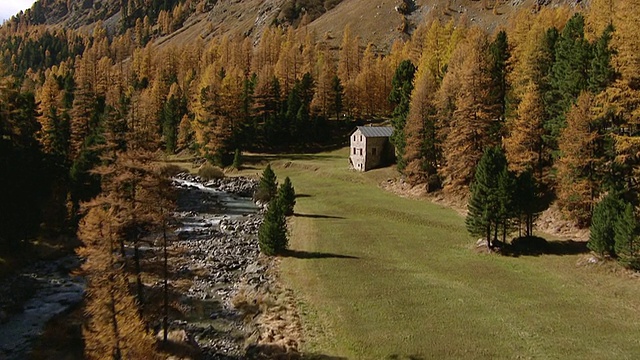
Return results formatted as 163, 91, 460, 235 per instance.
254, 148, 640, 360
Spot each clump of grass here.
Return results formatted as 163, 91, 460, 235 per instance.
198, 163, 225, 180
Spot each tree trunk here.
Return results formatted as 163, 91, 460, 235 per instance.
163, 216, 168, 343
134, 237, 144, 317
502, 220, 507, 244
109, 282, 122, 360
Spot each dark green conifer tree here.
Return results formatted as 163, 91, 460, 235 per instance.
545, 13, 593, 155
258, 197, 288, 255
277, 176, 296, 216
466, 146, 508, 248
255, 163, 277, 202
514, 171, 543, 237
330, 75, 344, 122
588, 192, 624, 257
232, 148, 242, 170
497, 166, 516, 243
614, 203, 639, 268
389, 60, 416, 170
588, 24, 615, 94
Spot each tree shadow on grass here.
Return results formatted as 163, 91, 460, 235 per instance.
502, 236, 589, 257
295, 194, 313, 198
281, 249, 359, 260
301, 355, 349, 360
294, 213, 345, 219
387, 355, 425, 360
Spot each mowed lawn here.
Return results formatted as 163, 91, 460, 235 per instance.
265, 148, 640, 360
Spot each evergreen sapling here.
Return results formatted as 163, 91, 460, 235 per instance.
277, 176, 296, 216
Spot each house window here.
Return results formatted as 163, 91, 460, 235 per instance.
360, 135, 363, 141
359, 148, 363, 156
353, 135, 356, 141
353, 147, 356, 155
372, 147, 377, 156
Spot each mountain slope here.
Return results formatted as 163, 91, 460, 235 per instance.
8, 0, 585, 51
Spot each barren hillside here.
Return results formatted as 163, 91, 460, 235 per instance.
9, 0, 586, 51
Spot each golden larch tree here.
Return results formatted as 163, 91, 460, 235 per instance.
504, 81, 545, 177
556, 92, 601, 226
441, 27, 499, 192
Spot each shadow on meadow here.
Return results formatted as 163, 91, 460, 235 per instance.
281, 249, 359, 260
294, 213, 345, 219
387, 355, 425, 360
502, 236, 589, 257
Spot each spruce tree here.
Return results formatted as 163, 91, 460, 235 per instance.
233, 148, 242, 170
258, 197, 289, 256
255, 164, 278, 202
614, 203, 639, 268
330, 75, 344, 122
545, 13, 592, 154
466, 146, 508, 248
497, 167, 517, 243
588, 192, 624, 257
514, 171, 543, 237
389, 60, 416, 170
588, 24, 615, 94
277, 176, 296, 216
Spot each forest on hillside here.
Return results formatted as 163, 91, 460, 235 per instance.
0, 0, 639, 356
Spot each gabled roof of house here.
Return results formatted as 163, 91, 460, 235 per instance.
353, 126, 394, 138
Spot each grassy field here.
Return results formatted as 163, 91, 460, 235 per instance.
248, 148, 640, 359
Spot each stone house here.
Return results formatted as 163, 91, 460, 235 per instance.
349, 126, 395, 171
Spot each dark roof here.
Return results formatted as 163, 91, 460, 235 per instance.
353, 126, 394, 138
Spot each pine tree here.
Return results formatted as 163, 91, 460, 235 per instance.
588, 24, 615, 94
496, 166, 517, 243
514, 171, 543, 237
545, 13, 592, 155
255, 164, 277, 202
277, 176, 296, 216
389, 60, 416, 170
588, 192, 624, 257
233, 148, 242, 170
330, 75, 344, 121
614, 203, 640, 268
466, 146, 508, 248
258, 197, 288, 256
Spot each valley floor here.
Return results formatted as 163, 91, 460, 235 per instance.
258, 148, 640, 359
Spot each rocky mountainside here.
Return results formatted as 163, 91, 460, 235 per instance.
12, 0, 586, 50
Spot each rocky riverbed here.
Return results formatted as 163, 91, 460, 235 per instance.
0, 256, 84, 360
160, 173, 265, 358
0, 173, 299, 360
158, 173, 304, 359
